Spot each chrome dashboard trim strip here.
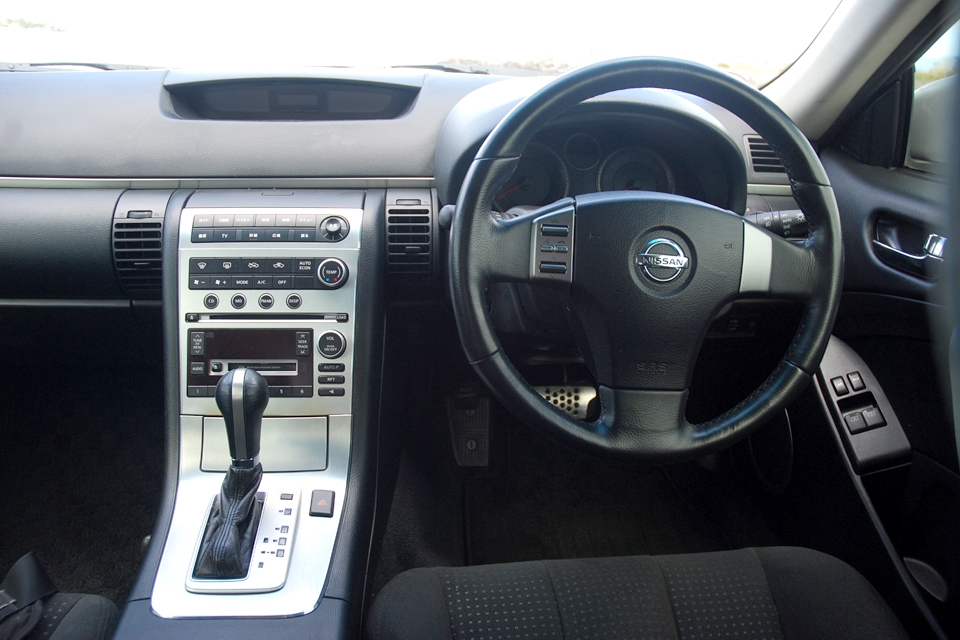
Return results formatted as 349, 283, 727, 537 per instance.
0, 299, 134, 308
0, 176, 788, 198
747, 183, 793, 196
0, 176, 435, 189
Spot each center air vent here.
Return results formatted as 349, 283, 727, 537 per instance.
746, 135, 786, 174
386, 204, 432, 275
113, 218, 163, 298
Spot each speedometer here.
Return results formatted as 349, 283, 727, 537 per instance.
597, 148, 675, 194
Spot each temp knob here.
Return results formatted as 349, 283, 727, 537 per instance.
316, 258, 348, 289
318, 331, 347, 359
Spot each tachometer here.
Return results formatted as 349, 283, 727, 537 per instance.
493, 143, 568, 211
597, 148, 675, 194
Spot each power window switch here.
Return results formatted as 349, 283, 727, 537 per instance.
539, 261, 567, 275
847, 372, 865, 392
309, 490, 335, 517
844, 411, 868, 434
861, 406, 886, 429
830, 376, 849, 396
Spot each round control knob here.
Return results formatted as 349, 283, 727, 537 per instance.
320, 216, 349, 242
316, 258, 348, 289
317, 330, 346, 359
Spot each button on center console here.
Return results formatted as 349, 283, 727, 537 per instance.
316, 258, 348, 289
318, 331, 346, 359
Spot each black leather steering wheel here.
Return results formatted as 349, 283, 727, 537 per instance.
449, 58, 843, 463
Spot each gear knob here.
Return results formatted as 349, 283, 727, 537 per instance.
215, 368, 269, 466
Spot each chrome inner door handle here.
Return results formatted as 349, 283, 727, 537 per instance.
873, 233, 946, 280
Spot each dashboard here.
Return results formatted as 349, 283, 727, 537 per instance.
0, 66, 793, 639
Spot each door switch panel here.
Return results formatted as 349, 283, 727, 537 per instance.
818, 336, 910, 473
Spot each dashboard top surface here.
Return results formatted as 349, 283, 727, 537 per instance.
0, 68, 780, 197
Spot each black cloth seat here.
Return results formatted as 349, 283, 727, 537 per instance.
366, 547, 907, 640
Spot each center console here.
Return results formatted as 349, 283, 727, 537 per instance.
151, 190, 365, 618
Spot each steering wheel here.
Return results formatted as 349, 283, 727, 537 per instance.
449, 58, 843, 463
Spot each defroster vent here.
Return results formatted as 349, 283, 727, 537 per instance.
387, 205, 432, 274
746, 135, 786, 174
113, 217, 163, 298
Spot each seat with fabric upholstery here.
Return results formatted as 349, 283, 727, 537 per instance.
365, 547, 907, 640
20, 593, 118, 640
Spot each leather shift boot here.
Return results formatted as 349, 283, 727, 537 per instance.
193, 463, 263, 579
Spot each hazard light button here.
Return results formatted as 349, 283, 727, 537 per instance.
309, 490, 335, 517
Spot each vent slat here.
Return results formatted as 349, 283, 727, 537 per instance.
113, 218, 163, 298
386, 206, 432, 274
746, 136, 786, 174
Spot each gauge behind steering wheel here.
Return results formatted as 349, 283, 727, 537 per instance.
449, 57, 842, 463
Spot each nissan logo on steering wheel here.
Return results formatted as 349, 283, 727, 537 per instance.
636, 238, 690, 282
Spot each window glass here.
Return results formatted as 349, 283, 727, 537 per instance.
906, 21, 958, 174
915, 21, 958, 88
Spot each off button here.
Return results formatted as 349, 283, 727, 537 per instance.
318, 331, 346, 359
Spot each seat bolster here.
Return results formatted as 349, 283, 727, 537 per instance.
365, 568, 453, 640
754, 547, 909, 640
38, 594, 118, 640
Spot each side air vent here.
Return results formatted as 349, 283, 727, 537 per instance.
386, 203, 432, 275
746, 135, 786, 174
113, 217, 163, 298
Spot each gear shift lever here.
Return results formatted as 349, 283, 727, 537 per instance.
215, 367, 269, 468
193, 368, 269, 579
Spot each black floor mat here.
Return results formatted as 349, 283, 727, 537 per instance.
0, 310, 164, 606
465, 455, 732, 565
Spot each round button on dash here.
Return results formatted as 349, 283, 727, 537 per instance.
203, 294, 219, 309
258, 293, 274, 309
286, 293, 303, 309
317, 330, 346, 359
231, 294, 246, 309
316, 258, 348, 289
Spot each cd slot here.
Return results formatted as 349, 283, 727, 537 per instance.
211, 360, 298, 376
206, 313, 347, 322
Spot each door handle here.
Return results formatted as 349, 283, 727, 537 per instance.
872, 233, 946, 280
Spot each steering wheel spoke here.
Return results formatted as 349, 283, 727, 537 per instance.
740, 220, 822, 299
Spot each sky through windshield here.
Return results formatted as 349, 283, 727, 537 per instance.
2, 0, 843, 86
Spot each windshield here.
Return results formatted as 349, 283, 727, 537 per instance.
1, 0, 841, 86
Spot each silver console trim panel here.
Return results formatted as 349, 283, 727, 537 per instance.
151, 414, 351, 618
178, 205, 362, 417
185, 489, 301, 595
201, 417, 328, 473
